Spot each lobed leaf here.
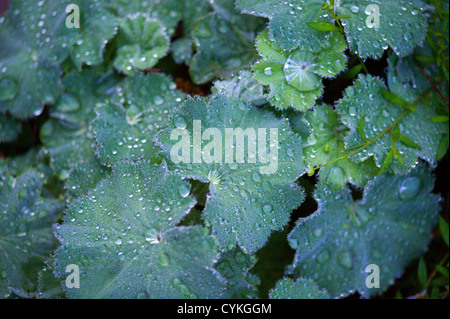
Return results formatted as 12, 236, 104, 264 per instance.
54, 160, 225, 298
288, 164, 440, 297
156, 94, 306, 253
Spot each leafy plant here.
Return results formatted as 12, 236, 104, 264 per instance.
0, 0, 448, 300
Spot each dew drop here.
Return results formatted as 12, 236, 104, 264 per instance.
178, 184, 191, 198
174, 116, 187, 129
337, 250, 353, 269
0, 77, 17, 101
264, 67, 273, 76
317, 249, 331, 263
158, 253, 170, 267
263, 203, 273, 214
399, 177, 421, 201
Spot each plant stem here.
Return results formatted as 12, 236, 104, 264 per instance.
312, 88, 432, 171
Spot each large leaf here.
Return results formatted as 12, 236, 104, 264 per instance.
236, 0, 334, 52
253, 29, 347, 111
269, 277, 330, 299
92, 73, 185, 165
288, 164, 440, 297
237, 0, 429, 59
335, 74, 448, 174
54, 160, 225, 298
41, 69, 119, 179
156, 94, 306, 253
0, 170, 64, 298
337, 0, 429, 59
0, 0, 78, 119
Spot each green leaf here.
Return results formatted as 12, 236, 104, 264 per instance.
336, 0, 429, 59
381, 90, 410, 108
430, 115, 449, 123
236, 0, 336, 52
54, 160, 225, 298
0, 113, 21, 143
358, 115, 369, 142
399, 134, 422, 150
71, 1, 119, 68
379, 149, 394, 175
439, 215, 449, 247
253, 29, 347, 110
41, 69, 119, 179
212, 70, 266, 105
0, 0, 78, 119
113, 14, 170, 75
436, 265, 449, 279
172, 38, 194, 65
288, 164, 440, 297
392, 124, 401, 143
418, 257, 428, 288
269, 278, 330, 299
156, 94, 306, 253
0, 170, 64, 298
65, 157, 111, 200
342, 63, 363, 79
392, 145, 404, 166
436, 133, 449, 161
336, 74, 448, 174
216, 248, 260, 298
38, 260, 66, 299
92, 73, 185, 165
301, 104, 378, 189
307, 22, 340, 32
190, 0, 265, 84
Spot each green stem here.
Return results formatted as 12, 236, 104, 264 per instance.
312, 88, 432, 171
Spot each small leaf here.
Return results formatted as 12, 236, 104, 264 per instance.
358, 115, 368, 142
430, 115, 449, 123
436, 133, 449, 160
392, 124, 401, 143
253, 29, 347, 111
415, 55, 437, 65
439, 215, 449, 247
418, 258, 428, 288
392, 145, 404, 166
436, 265, 449, 279
113, 14, 170, 75
379, 149, 393, 175
381, 89, 409, 108
342, 63, 363, 79
336, 14, 351, 20
400, 135, 422, 150
306, 22, 340, 32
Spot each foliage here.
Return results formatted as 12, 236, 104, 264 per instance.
0, 0, 448, 300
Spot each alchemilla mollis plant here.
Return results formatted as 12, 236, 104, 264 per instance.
0, 0, 449, 299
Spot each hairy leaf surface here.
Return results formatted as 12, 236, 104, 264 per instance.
288, 165, 440, 297
156, 94, 306, 253
54, 160, 225, 298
